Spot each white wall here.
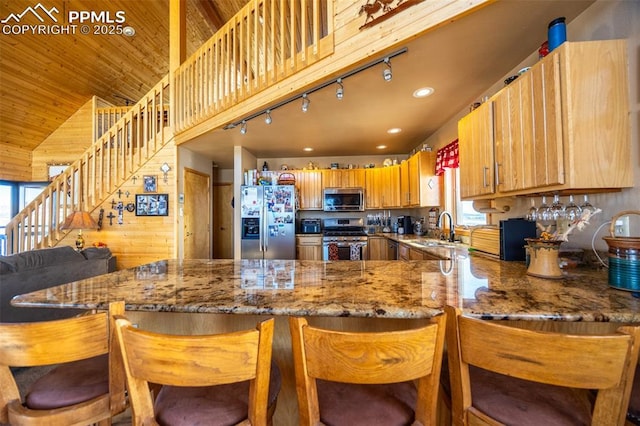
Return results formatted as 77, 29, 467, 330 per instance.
424, 0, 640, 252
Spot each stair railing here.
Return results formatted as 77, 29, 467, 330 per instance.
5, 76, 170, 254
173, 0, 334, 133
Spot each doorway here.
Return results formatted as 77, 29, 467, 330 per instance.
183, 168, 210, 259
213, 182, 233, 258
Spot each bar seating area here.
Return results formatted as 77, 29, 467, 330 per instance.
3, 302, 640, 425
0, 302, 127, 425
444, 306, 640, 426
288, 315, 446, 426
114, 316, 281, 426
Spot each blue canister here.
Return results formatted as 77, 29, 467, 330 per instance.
548, 17, 566, 51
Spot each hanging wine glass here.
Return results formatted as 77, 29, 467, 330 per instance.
538, 196, 553, 225
565, 195, 582, 222
550, 194, 565, 221
580, 194, 597, 214
526, 198, 538, 221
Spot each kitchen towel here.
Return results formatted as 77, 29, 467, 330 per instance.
350, 244, 361, 261
329, 243, 339, 261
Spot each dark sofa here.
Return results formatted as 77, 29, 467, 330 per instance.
0, 246, 116, 323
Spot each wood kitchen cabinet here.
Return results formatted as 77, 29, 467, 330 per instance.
459, 40, 631, 199
398, 243, 426, 260
367, 236, 388, 260
493, 53, 564, 193
380, 165, 401, 208
323, 169, 365, 188
296, 235, 323, 260
365, 168, 382, 209
290, 170, 323, 210
364, 166, 401, 209
458, 101, 495, 199
401, 151, 440, 207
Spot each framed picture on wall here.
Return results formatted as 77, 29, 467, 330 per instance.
136, 194, 168, 216
143, 175, 157, 193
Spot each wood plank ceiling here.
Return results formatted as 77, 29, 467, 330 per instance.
0, 0, 245, 152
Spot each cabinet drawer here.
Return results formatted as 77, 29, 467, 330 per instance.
296, 235, 322, 245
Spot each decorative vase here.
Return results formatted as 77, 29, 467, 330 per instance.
525, 238, 563, 279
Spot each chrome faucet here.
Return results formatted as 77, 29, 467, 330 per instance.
437, 211, 455, 242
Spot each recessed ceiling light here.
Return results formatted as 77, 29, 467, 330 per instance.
413, 87, 434, 98
387, 128, 402, 134
303, 147, 314, 152
376, 145, 387, 149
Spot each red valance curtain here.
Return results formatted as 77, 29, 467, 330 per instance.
435, 139, 459, 176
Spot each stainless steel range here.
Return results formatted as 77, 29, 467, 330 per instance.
322, 218, 368, 261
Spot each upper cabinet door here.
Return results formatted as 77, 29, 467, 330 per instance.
458, 101, 495, 199
493, 54, 564, 194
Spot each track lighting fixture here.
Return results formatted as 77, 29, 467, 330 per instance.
223, 48, 407, 131
383, 58, 392, 82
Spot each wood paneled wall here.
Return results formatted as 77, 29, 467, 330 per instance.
0, 145, 31, 181
57, 143, 178, 270
31, 98, 95, 181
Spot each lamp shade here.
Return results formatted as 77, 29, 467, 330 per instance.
60, 211, 99, 230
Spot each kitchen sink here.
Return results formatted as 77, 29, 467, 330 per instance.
406, 239, 457, 249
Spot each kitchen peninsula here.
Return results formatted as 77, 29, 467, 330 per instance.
12, 255, 640, 425
12, 255, 640, 322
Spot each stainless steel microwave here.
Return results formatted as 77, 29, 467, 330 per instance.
323, 187, 365, 212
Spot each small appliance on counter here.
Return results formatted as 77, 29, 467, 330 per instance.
299, 218, 322, 234
397, 216, 414, 235
499, 218, 537, 261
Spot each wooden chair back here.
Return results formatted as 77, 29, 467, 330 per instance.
445, 305, 640, 426
115, 316, 276, 426
289, 314, 447, 425
0, 301, 126, 425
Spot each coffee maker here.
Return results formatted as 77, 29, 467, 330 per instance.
397, 216, 413, 234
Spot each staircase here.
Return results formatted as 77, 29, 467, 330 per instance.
4, 0, 334, 256
4, 77, 170, 254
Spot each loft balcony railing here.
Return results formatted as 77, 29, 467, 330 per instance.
95, 105, 131, 141
173, 0, 334, 132
5, 77, 171, 254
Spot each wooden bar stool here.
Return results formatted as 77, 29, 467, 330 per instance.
114, 315, 281, 426
289, 314, 446, 426
444, 305, 640, 426
0, 301, 127, 426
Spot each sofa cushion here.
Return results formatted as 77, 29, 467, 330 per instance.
80, 247, 112, 260
0, 246, 84, 273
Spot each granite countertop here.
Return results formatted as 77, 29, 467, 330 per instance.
11, 253, 640, 322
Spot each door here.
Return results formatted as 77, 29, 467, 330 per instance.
213, 183, 234, 258
184, 168, 210, 259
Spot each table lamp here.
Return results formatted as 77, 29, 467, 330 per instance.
60, 211, 99, 251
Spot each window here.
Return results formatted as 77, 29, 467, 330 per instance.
444, 169, 487, 227
0, 181, 48, 254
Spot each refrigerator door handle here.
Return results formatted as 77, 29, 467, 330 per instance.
262, 204, 268, 252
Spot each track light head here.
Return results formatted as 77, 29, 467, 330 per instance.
383, 58, 392, 82
265, 109, 272, 124
240, 120, 247, 134
336, 78, 344, 100
301, 94, 310, 112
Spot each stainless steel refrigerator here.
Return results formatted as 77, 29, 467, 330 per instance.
240, 185, 296, 259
